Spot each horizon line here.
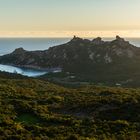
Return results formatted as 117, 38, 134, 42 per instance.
0, 35, 140, 39
0, 30, 140, 38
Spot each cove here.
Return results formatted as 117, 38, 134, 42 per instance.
0, 64, 47, 77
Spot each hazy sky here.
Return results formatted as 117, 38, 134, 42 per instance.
0, 0, 140, 37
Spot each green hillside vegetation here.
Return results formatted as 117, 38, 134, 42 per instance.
0, 73, 140, 139
40, 71, 140, 88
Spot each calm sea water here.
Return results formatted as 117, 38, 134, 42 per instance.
0, 37, 139, 77
0, 38, 70, 56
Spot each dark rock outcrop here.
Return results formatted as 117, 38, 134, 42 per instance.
92, 37, 104, 45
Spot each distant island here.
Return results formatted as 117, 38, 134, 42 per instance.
0, 36, 140, 87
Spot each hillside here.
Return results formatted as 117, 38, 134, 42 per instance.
0, 36, 139, 70
1, 36, 140, 86
1, 74, 140, 139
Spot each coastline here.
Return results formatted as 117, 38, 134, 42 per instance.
0, 63, 62, 72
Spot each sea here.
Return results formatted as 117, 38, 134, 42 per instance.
0, 37, 139, 77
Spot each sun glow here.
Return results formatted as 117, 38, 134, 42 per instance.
1, 30, 140, 38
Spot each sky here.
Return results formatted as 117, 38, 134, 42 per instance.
0, 0, 140, 37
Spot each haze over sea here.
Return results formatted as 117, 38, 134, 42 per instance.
0, 37, 140, 55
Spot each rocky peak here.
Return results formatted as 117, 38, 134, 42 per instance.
111, 35, 130, 47
92, 37, 104, 45
116, 35, 125, 41
12, 47, 26, 54
69, 36, 84, 43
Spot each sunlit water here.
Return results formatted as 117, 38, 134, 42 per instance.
0, 64, 47, 77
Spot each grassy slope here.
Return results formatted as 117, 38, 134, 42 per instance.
0, 74, 140, 139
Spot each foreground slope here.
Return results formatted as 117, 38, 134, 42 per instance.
1, 74, 140, 139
